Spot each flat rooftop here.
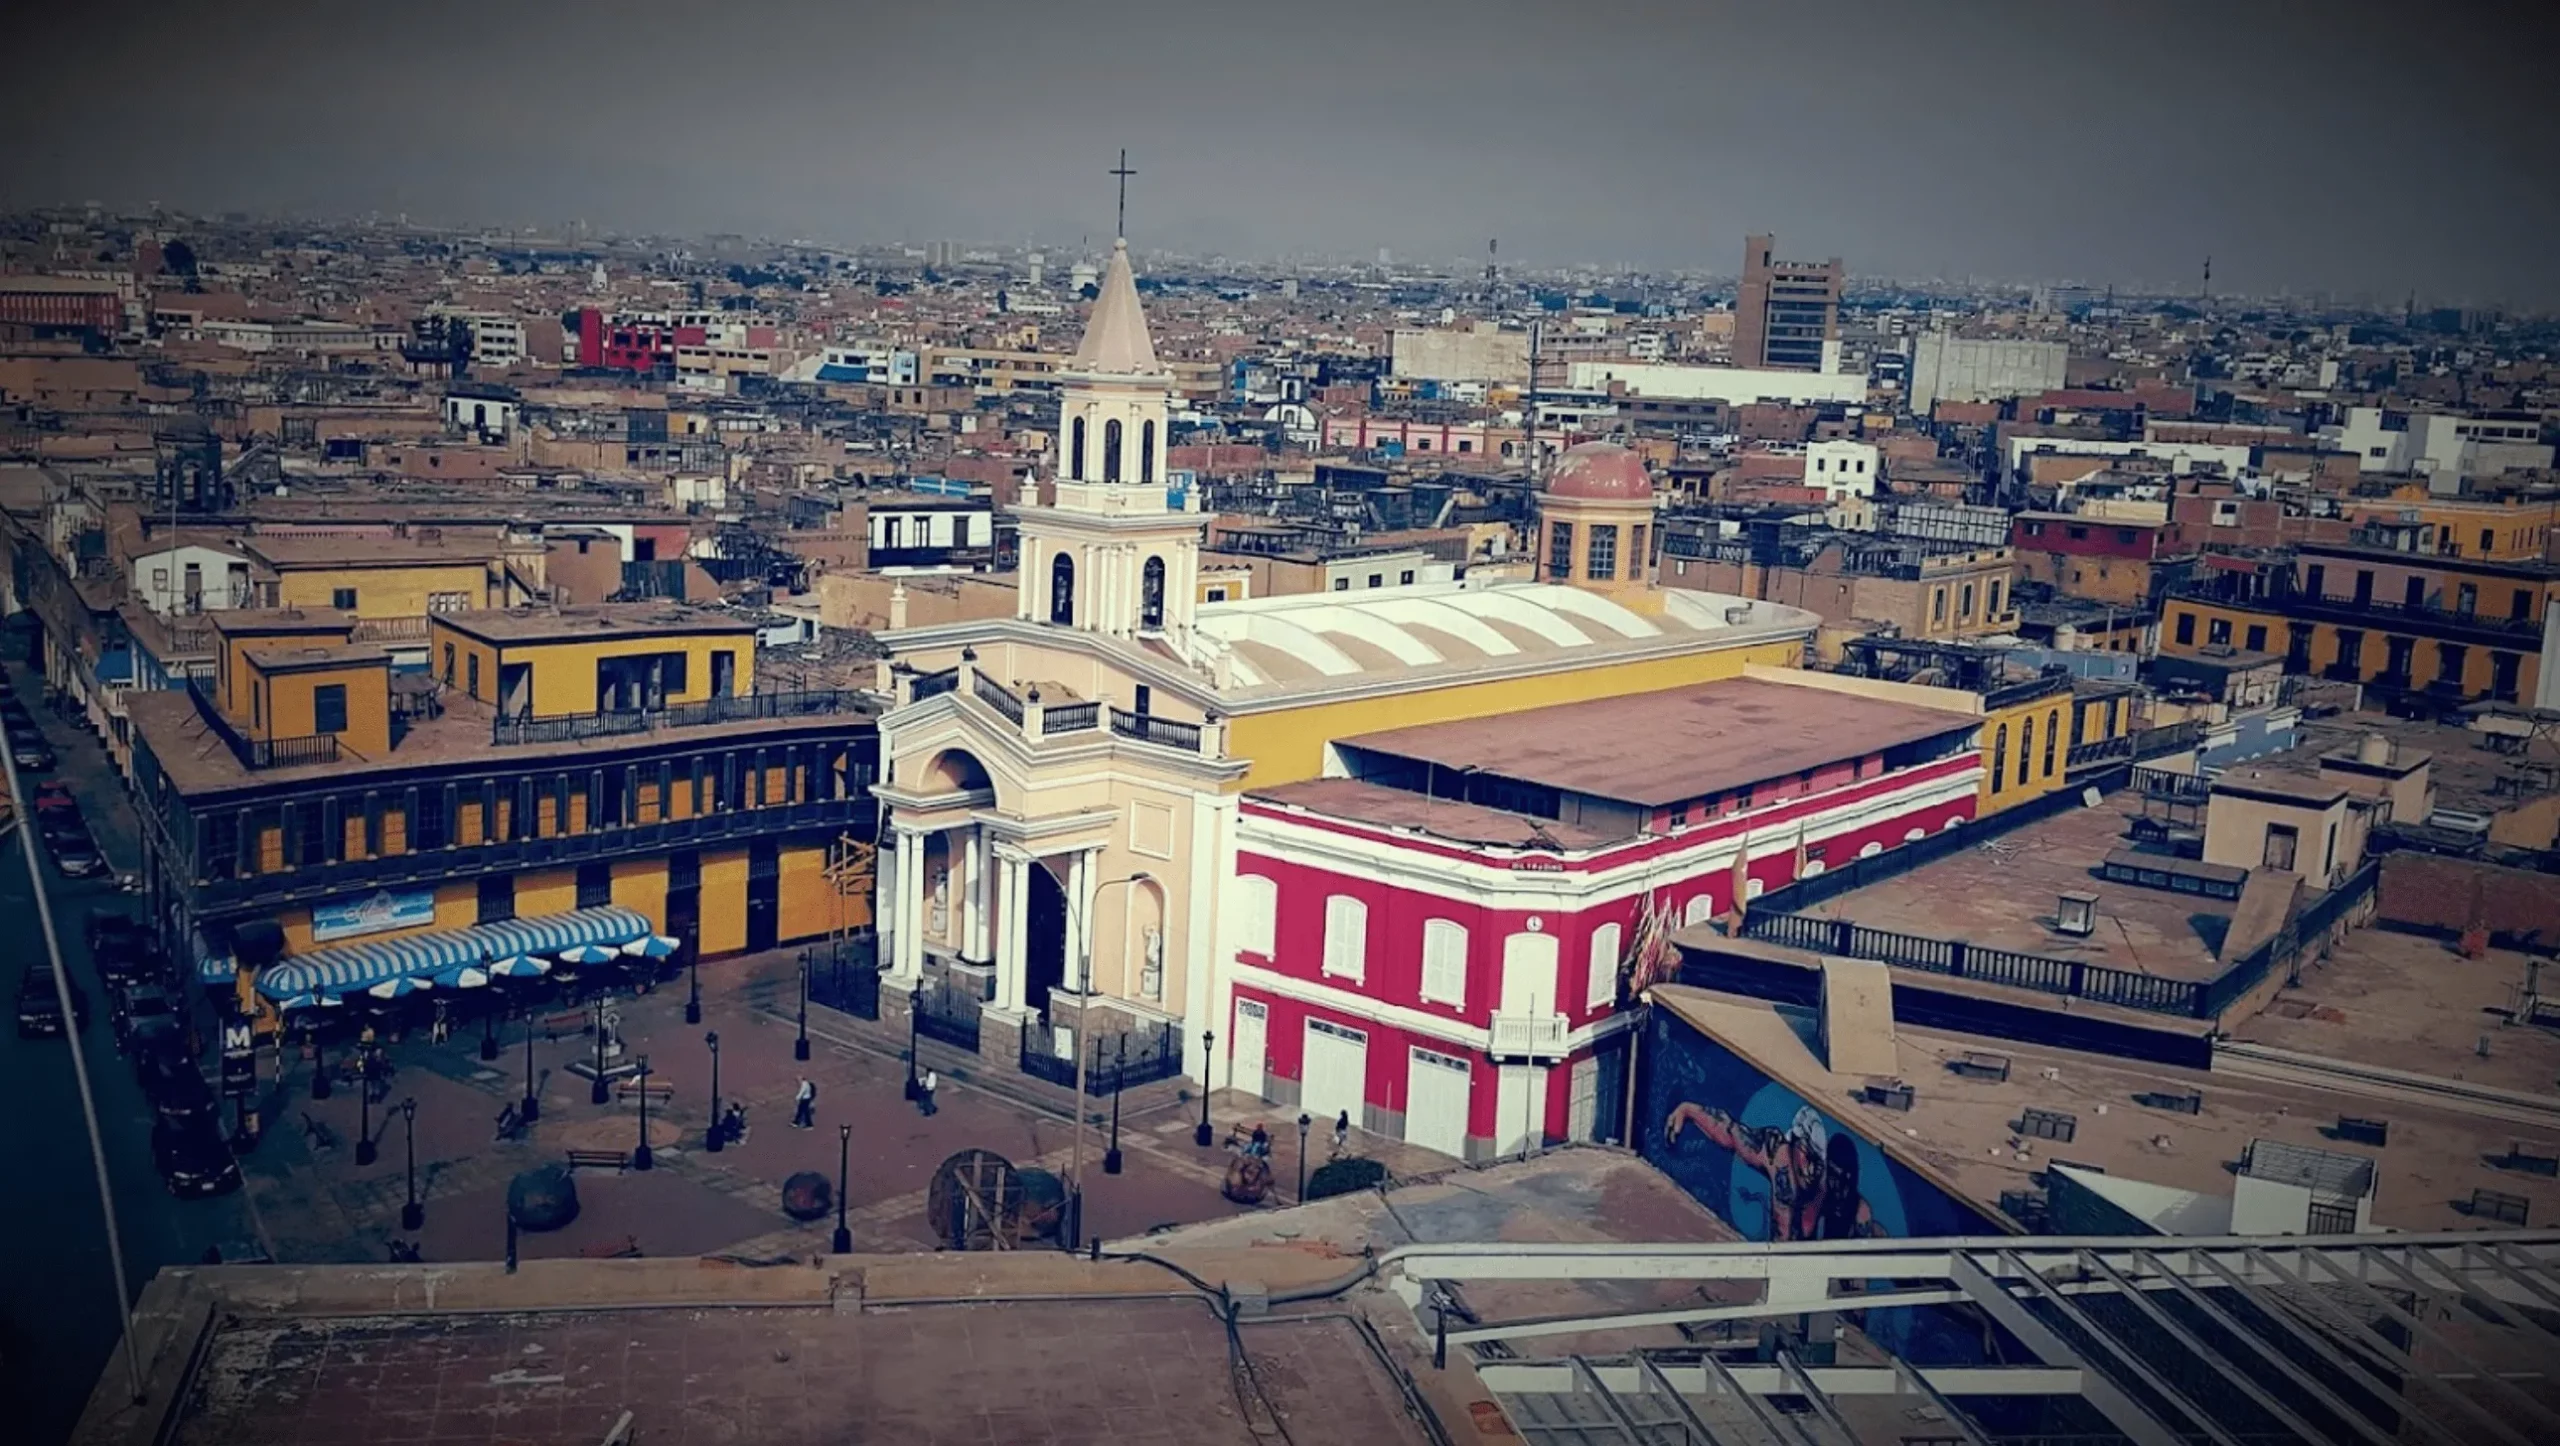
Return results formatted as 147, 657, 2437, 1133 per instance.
2231, 930, 2560, 1099
1250, 776, 1629, 849
1339, 677, 1972, 808
435, 603, 761, 645
242, 535, 503, 567
1654, 985, 2560, 1234
1794, 788, 2237, 981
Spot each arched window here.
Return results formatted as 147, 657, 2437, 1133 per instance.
1048, 552, 1075, 626
1069, 416, 1087, 481
2043, 708, 2060, 777
1103, 418, 1123, 482
1140, 555, 1167, 629
1140, 419, 1157, 484
2019, 717, 2034, 787
1992, 723, 2009, 793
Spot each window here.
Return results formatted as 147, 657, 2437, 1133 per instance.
950, 515, 970, 550
427, 591, 468, 614
2480, 528, 2495, 555
477, 872, 515, 924
2207, 617, 2233, 647
2044, 708, 2061, 775
331, 587, 358, 611
153, 567, 169, 593
2262, 823, 2299, 872
576, 862, 612, 909
1988, 579, 2003, 616
1960, 582, 1975, 618
1140, 419, 1157, 484
1367, 573, 1383, 589
1992, 724, 2008, 793
1333, 577, 1350, 591
2436, 643, 2467, 686
2304, 563, 2326, 598
2019, 716, 2033, 785
1140, 555, 1166, 629
467, 654, 481, 696
1421, 919, 1468, 1007
312, 684, 348, 736
1548, 521, 1574, 580
1322, 895, 1367, 981
1631, 526, 1646, 570
1049, 552, 1075, 626
442, 643, 456, 684
2456, 583, 2477, 615
1235, 874, 1277, 957
1400, 570, 1415, 586
1586, 922, 1621, 1009
1932, 588, 1948, 623
2515, 589, 2536, 622
1103, 417, 1123, 482
1588, 524, 1619, 581
881, 515, 903, 550
1070, 416, 1087, 480
2244, 624, 2267, 653
1206, 586, 1229, 603
2173, 611, 2196, 645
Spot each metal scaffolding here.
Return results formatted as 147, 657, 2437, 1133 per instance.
1382, 1231, 2560, 1446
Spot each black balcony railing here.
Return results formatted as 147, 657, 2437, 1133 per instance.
1043, 701, 1100, 733
492, 687, 871, 746
909, 668, 959, 702
972, 672, 1024, 724
2172, 580, 2545, 645
1020, 1019, 1183, 1096
1109, 708, 1203, 752
184, 679, 343, 771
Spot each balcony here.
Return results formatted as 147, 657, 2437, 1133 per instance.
1489, 1011, 1569, 1061
491, 687, 873, 746
2172, 581, 2545, 647
184, 679, 343, 771
1109, 707, 1203, 753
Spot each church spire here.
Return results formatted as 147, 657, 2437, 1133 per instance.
1068, 239, 1163, 377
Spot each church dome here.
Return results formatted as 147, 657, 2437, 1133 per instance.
1544, 442, 1654, 501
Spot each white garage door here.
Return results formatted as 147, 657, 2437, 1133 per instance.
1301, 1018, 1368, 1131
1230, 998, 1268, 1100
1404, 1047, 1472, 1159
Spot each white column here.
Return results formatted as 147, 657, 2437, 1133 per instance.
895, 827, 926, 980
994, 850, 1029, 1011
875, 819, 900, 967
958, 829, 983, 963
1067, 848, 1094, 996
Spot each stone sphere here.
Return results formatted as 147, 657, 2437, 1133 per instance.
781, 1170, 834, 1222
507, 1164, 581, 1232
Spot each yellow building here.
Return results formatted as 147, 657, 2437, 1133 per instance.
2162, 541, 2557, 707
123, 602, 878, 1036
241, 535, 513, 622
2341, 491, 2558, 563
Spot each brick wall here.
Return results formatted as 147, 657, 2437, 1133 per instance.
2376, 852, 2560, 941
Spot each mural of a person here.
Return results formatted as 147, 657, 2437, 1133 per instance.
1663, 1100, 1881, 1241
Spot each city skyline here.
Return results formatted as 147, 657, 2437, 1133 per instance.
4, 0, 2557, 306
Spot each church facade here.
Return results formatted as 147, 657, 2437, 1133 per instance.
868, 233, 1971, 1159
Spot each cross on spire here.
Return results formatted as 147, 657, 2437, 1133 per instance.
1110, 148, 1136, 241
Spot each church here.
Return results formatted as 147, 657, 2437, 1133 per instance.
869, 230, 1980, 1159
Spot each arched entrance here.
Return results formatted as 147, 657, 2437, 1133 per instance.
1025, 860, 1068, 1014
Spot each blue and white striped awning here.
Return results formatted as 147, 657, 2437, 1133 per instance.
256, 906, 654, 1007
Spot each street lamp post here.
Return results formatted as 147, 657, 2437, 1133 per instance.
356, 1065, 377, 1166
1296, 1112, 1312, 1204
1195, 1029, 1215, 1147
589, 996, 611, 1106
1103, 1033, 1126, 1175
631, 1054, 654, 1171
903, 988, 920, 1101
704, 1030, 723, 1152
398, 1097, 423, 1231
520, 1010, 541, 1125
795, 950, 811, 1062
1064, 870, 1152, 1253
832, 1122, 853, 1255
684, 948, 702, 1025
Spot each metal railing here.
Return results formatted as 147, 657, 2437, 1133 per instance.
805, 936, 881, 1021
1043, 701, 1100, 733
972, 672, 1024, 724
183, 679, 342, 770
2130, 765, 2214, 804
909, 667, 959, 702
491, 687, 871, 745
2170, 580, 2545, 644
1021, 1019, 1183, 1095
1109, 708, 1203, 752
911, 974, 982, 1051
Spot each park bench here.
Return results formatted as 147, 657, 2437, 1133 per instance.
539, 1008, 591, 1040
615, 1075, 674, 1102
565, 1148, 632, 1173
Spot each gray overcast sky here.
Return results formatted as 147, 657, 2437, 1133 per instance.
6, 0, 2557, 304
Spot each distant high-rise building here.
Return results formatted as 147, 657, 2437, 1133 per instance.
1734, 232, 1842, 372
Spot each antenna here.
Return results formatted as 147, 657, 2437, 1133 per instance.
2201, 255, 2212, 301
1109, 148, 1136, 241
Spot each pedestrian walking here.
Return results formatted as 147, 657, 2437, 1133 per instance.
792, 1077, 817, 1129
429, 1003, 450, 1045
919, 1067, 939, 1117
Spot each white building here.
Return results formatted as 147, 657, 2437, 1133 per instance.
1906, 333, 2068, 412
1803, 438, 1879, 501
441, 390, 520, 440
132, 543, 254, 616
2005, 435, 2252, 484
1565, 361, 1865, 407
427, 309, 528, 368
2319, 407, 2553, 478
1392, 325, 1532, 386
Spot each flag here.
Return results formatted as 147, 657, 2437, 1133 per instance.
1727, 836, 1753, 928
1624, 887, 1681, 998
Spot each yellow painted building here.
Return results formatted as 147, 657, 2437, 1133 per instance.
430, 604, 759, 719
241, 537, 510, 620
122, 602, 881, 1033
2341, 492, 2559, 563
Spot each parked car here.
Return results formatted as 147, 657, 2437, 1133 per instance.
40, 805, 86, 844
15, 969, 90, 1038
51, 827, 107, 878
9, 739, 53, 772
87, 911, 157, 986
111, 980, 182, 1053
34, 780, 77, 814
151, 1116, 242, 1199
135, 1040, 219, 1126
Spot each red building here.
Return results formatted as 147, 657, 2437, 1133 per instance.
569, 309, 704, 374
1225, 679, 1981, 1161
0, 277, 124, 336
